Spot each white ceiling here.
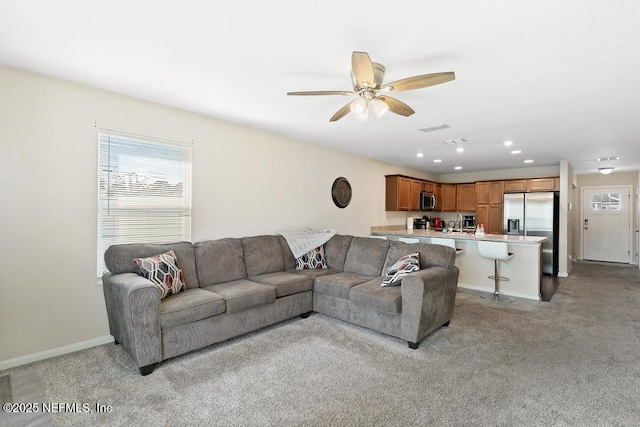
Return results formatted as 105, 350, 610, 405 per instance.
1, 0, 639, 175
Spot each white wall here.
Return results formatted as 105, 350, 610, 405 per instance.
558, 160, 575, 276
0, 65, 431, 366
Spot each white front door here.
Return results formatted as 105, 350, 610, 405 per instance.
582, 186, 631, 263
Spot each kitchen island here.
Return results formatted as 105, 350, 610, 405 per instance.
371, 226, 547, 300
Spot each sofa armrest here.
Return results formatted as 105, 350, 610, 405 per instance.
102, 272, 162, 368
399, 266, 459, 343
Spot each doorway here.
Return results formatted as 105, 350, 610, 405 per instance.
581, 186, 632, 263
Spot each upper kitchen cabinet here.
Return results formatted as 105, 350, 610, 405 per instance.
410, 179, 422, 211
385, 175, 411, 211
504, 179, 529, 193
441, 184, 457, 212
489, 181, 504, 204
433, 183, 442, 212
475, 181, 503, 204
530, 177, 559, 192
476, 181, 490, 205
456, 183, 476, 212
504, 177, 559, 193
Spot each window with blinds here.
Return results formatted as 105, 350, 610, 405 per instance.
97, 130, 192, 279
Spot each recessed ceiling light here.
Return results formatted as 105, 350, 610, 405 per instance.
511, 150, 522, 154
456, 147, 464, 153
454, 166, 463, 170
504, 141, 513, 146
524, 159, 534, 163
416, 152, 424, 158
597, 156, 620, 161
433, 159, 442, 163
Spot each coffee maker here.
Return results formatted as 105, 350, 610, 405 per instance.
413, 216, 429, 229
462, 215, 476, 228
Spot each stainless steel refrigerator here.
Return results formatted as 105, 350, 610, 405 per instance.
503, 192, 559, 276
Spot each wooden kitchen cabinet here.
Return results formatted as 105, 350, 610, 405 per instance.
489, 181, 504, 204
456, 183, 476, 212
441, 184, 457, 212
475, 181, 490, 205
530, 177, 558, 192
476, 181, 503, 206
385, 175, 411, 211
504, 179, 529, 192
433, 183, 442, 212
475, 204, 503, 234
410, 179, 422, 211
489, 204, 503, 234
476, 180, 503, 233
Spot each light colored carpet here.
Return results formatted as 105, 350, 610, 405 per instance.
2, 261, 639, 426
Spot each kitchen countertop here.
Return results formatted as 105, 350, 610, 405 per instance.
371, 225, 547, 245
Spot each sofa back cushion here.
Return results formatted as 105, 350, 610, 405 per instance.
384, 241, 455, 272
241, 235, 285, 277
324, 235, 353, 270
194, 238, 246, 286
104, 241, 199, 289
343, 236, 390, 277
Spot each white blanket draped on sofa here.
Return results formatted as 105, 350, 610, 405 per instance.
277, 228, 337, 259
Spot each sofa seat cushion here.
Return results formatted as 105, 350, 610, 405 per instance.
286, 267, 341, 279
314, 272, 375, 299
203, 279, 276, 313
350, 277, 402, 315
248, 272, 313, 298
160, 288, 226, 329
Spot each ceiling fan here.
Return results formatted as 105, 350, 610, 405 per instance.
287, 51, 455, 122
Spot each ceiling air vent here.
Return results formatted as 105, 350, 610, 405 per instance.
419, 124, 449, 133
443, 138, 466, 145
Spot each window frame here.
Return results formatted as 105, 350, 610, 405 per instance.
96, 129, 192, 282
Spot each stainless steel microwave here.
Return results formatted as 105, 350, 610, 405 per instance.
420, 192, 436, 211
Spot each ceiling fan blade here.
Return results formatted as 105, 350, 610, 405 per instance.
329, 101, 353, 122
379, 96, 415, 117
287, 90, 355, 96
381, 72, 455, 92
351, 51, 375, 89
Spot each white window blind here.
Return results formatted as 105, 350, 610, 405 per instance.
97, 130, 192, 278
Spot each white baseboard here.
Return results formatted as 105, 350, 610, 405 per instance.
0, 335, 114, 371
457, 283, 540, 301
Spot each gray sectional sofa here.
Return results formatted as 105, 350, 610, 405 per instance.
102, 234, 459, 375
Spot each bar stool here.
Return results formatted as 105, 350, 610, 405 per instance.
431, 238, 464, 292
399, 237, 420, 244
430, 238, 464, 255
478, 241, 514, 302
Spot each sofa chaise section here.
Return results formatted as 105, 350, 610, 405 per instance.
312, 238, 459, 349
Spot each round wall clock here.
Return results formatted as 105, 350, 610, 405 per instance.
331, 177, 352, 208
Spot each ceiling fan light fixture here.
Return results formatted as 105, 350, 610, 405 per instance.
598, 167, 614, 174
350, 98, 367, 116
370, 97, 389, 117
